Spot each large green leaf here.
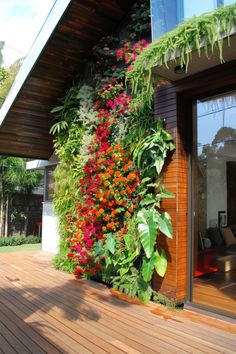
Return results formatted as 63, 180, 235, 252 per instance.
155, 249, 167, 277
137, 210, 157, 259
105, 234, 116, 254
140, 193, 156, 207
157, 187, 175, 199
123, 232, 132, 251
141, 253, 157, 282
154, 211, 173, 238
50, 105, 64, 113
94, 240, 104, 258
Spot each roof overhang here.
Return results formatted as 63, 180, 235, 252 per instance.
0, 0, 134, 159
152, 27, 236, 82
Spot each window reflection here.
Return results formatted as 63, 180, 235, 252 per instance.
193, 91, 236, 316
151, 0, 236, 40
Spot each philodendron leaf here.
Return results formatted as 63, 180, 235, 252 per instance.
154, 211, 173, 238
94, 240, 104, 258
141, 253, 157, 282
154, 156, 164, 175
140, 193, 156, 207
158, 187, 175, 199
105, 234, 116, 254
155, 249, 167, 277
137, 210, 157, 259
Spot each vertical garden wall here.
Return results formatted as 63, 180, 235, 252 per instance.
51, 0, 175, 303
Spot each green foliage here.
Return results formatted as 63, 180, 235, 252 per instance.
53, 252, 75, 273
133, 120, 175, 177
127, 3, 236, 96
137, 209, 157, 259
113, 267, 152, 303
152, 291, 182, 309
0, 67, 8, 84
126, 0, 151, 40
124, 93, 154, 151
0, 59, 23, 107
0, 157, 42, 196
0, 235, 40, 247
51, 1, 174, 305
50, 85, 96, 162
0, 41, 4, 67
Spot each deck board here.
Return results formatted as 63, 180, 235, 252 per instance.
0, 251, 236, 354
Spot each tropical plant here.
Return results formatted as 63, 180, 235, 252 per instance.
133, 120, 175, 177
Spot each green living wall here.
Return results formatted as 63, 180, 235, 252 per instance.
51, 0, 175, 303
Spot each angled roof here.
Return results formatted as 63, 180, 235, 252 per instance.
0, 0, 134, 159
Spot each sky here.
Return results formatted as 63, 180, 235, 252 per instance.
0, 0, 55, 67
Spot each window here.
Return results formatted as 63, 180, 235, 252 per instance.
192, 90, 236, 316
151, 0, 236, 40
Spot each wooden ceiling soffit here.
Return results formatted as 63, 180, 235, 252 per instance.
0, 0, 133, 159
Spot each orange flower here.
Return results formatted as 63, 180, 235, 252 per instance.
120, 190, 125, 195
114, 144, 121, 150
104, 215, 110, 221
114, 171, 121, 177
104, 180, 109, 187
127, 172, 136, 180
123, 164, 129, 172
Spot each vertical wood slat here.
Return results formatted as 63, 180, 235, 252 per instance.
152, 60, 236, 303
152, 82, 188, 303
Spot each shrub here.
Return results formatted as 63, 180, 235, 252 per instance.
53, 252, 75, 274
0, 235, 41, 247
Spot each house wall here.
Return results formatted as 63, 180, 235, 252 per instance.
152, 82, 188, 303
41, 201, 59, 254
153, 59, 236, 303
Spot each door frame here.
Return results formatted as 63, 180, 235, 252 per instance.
185, 89, 236, 317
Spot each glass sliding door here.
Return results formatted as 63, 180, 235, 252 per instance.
192, 90, 236, 317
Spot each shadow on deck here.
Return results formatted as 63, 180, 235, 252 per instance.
0, 251, 236, 354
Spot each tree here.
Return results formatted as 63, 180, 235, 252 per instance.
0, 41, 4, 67
0, 157, 43, 237
0, 58, 23, 107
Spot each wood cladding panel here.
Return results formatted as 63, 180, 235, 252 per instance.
155, 61, 236, 304
153, 82, 188, 303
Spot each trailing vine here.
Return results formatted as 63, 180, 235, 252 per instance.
127, 3, 236, 97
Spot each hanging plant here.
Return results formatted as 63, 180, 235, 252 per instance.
127, 3, 236, 97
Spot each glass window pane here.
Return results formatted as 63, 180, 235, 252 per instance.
192, 90, 236, 317
151, 0, 236, 40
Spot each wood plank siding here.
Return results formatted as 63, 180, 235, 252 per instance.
0, 0, 134, 159
153, 60, 236, 303
152, 83, 188, 303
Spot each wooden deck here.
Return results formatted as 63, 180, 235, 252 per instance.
193, 270, 236, 316
0, 251, 236, 354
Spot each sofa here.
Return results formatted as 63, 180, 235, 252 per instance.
205, 225, 236, 254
